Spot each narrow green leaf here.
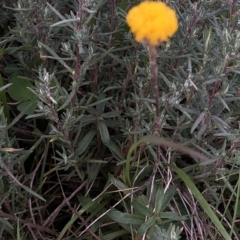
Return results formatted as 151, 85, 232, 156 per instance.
88, 163, 100, 183
21, 185, 45, 201
80, 115, 97, 123
46, 2, 66, 21
132, 199, 153, 217
96, 93, 106, 114
203, 27, 212, 53
191, 111, 206, 133
98, 120, 110, 144
102, 111, 121, 118
170, 164, 231, 240
103, 230, 129, 240
106, 141, 124, 161
0, 218, 14, 229
75, 129, 97, 156
0, 178, 4, 194
0, 83, 12, 92
217, 95, 230, 111
87, 96, 112, 108
159, 212, 187, 221
137, 216, 156, 237
50, 19, 79, 28
5, 46, 33, 54
160, 185, 177, 212
108, 173, 129, 192
155, 186, 165, 215
108, 209, 144, 225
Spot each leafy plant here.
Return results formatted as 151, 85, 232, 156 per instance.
8, 75, 38, 115
0, 0, 240, 239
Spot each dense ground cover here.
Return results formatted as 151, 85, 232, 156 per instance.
0, 0, 239, 239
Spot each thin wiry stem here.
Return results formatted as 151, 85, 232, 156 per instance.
149, 44, 161, 133
140, 44, 161, 193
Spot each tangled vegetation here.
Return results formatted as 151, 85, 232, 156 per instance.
0, 0, 239, 239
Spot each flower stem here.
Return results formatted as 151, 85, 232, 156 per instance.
149, 44, 161, 135
139, 44, 162, 193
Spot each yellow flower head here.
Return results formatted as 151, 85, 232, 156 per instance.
126, 1, 178, 45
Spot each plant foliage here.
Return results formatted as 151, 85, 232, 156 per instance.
0, 0, 239, 239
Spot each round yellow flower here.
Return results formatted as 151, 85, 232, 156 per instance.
126, 1, 178, 45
